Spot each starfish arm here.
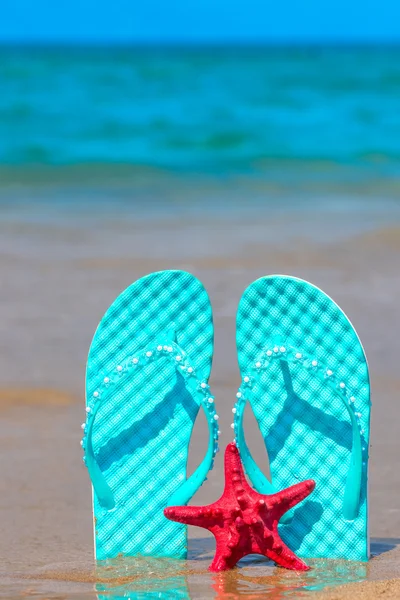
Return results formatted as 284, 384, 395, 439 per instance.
223, 443, 254, 499
268, 479, 315, 521
265, 540, 310, 571
164, 505, 218, 529
209, 534, 244, 572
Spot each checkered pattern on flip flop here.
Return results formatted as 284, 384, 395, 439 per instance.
85, 270, 214, 560
236, 275, 370, 561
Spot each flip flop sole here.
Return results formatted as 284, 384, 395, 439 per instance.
236, 275, 370, 561
85, 270, 214, 560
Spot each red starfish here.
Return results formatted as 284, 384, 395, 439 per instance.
164, 443, 315, 572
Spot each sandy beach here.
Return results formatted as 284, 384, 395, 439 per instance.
1, 189, 400, 598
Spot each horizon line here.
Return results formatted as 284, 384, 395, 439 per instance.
1, 38, 400, 48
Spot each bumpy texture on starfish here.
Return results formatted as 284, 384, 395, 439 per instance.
165, 443, 315, 572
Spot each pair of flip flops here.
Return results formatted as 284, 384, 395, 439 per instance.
82, 271, 370, 563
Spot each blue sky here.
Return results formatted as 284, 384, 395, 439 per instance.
1, 0, 400, 43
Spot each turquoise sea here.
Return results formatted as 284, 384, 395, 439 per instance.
1, 45, 400, 194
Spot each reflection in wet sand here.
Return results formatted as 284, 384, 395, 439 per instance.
93, 556, 191, 599
87, 551, 368, 600
216, 559, 368, 599
96, 575, 190, 599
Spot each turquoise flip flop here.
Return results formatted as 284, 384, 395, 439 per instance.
233, 275, 370, 561
81, 270, 219, 561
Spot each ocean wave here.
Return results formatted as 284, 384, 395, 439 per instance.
0, 45, 400, 175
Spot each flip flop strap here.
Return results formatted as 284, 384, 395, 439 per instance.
81, 340, 219, 510
234, 344, 363, 521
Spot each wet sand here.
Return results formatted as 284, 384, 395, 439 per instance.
1, 193, 400, 598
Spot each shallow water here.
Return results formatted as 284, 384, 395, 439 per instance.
2, 545, 373, 599
90, 557, 369, 599
5, 535, 400, 599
